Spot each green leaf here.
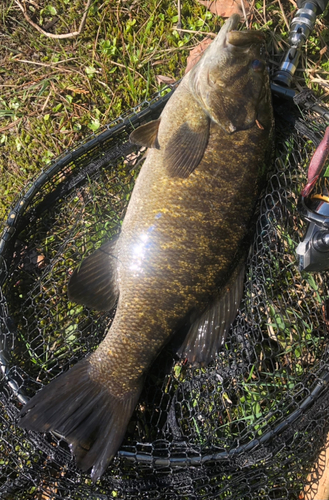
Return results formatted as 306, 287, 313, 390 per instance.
52, 103, 62, 112
306, 274, 318, 291
174, 364, 181, 378
15, 137, 22, 152
85, 66, 97, 76
42, 150, 54, 163
100, 38, 117, 56
145, 19, 153, 36
48, 5, 57, 15
88, 119, 101, 132
125, 19, 136, 33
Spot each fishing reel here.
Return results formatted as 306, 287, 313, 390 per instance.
295, 120, 329, 274
270, 0, 329, 272
297, 191, 329, 272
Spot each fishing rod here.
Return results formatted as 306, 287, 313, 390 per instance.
273, 0, 328, 88
269, 0, 329, 272
270, 0, 328, 107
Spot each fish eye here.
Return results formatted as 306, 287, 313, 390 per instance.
251, 59, 264, 72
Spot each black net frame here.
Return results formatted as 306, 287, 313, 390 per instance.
1, 81, 329, 499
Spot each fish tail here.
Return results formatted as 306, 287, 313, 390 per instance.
19, 358, 142, 481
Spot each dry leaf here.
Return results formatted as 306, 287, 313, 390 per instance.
151, 60, 165, 66
322, 300, 329, 326
124, 148, 147, 166
198, 0, 249, 18
155, 75, 176, 85
185, 37, 213, 74
37, 254, 46, 269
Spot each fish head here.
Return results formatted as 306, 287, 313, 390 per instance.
188, 14, 272, 134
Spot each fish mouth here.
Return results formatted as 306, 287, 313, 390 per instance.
222, 13, 241, 35
227, 30, 265, 47
216, 14, 265, 50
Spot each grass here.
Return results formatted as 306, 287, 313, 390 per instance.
0, 0, 217, 221
1, 0, 328, 435
0, 0, 328, 223
1, 1, 329, 498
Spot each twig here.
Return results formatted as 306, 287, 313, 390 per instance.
12, 59, 71, 72
25, 0, 40, 7
106, 60, 147, 82
13, 56, 78, 66
177, 0, 182, 30
11, 57, 94, 94
263, 0, 266, 24
241, 0, 248, 29
140, 43, 198, 68
309, 75, 329, 89
276, 0, 290, 30
0, 119, 21, 133
173, 27, 216, 36
41, 91, 51, 112
14, 0, 92, 39
116, 2, 126, 57
0, 110, 40, 133
12, 59, 87, 78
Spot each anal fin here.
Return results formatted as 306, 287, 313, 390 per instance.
177, 259, 245, 365
68, 234, 120, 311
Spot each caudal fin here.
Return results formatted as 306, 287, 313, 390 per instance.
19, 358, 142, 481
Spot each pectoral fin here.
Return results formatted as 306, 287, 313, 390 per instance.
129, 119, 161, 149
68, 234, 120, 311
177, 260, 245, 365
165, 116, 210, 178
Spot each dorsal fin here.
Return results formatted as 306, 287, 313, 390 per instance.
129, 119, 161, 149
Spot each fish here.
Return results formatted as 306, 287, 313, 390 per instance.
19, 14, 274, 481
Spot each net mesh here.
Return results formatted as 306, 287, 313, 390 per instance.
1, 83, 329, 499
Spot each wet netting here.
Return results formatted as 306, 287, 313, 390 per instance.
1, 81, 329, 499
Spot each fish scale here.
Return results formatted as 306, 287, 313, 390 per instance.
101, 127, 271, 366
19, 14, 274, 481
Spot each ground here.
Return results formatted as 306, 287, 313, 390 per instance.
0, 0, 328, 224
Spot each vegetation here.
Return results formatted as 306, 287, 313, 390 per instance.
0, 2, 329, 498
1, 0, 328, 223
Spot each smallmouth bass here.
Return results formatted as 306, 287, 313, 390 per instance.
19, 14, 274, 481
